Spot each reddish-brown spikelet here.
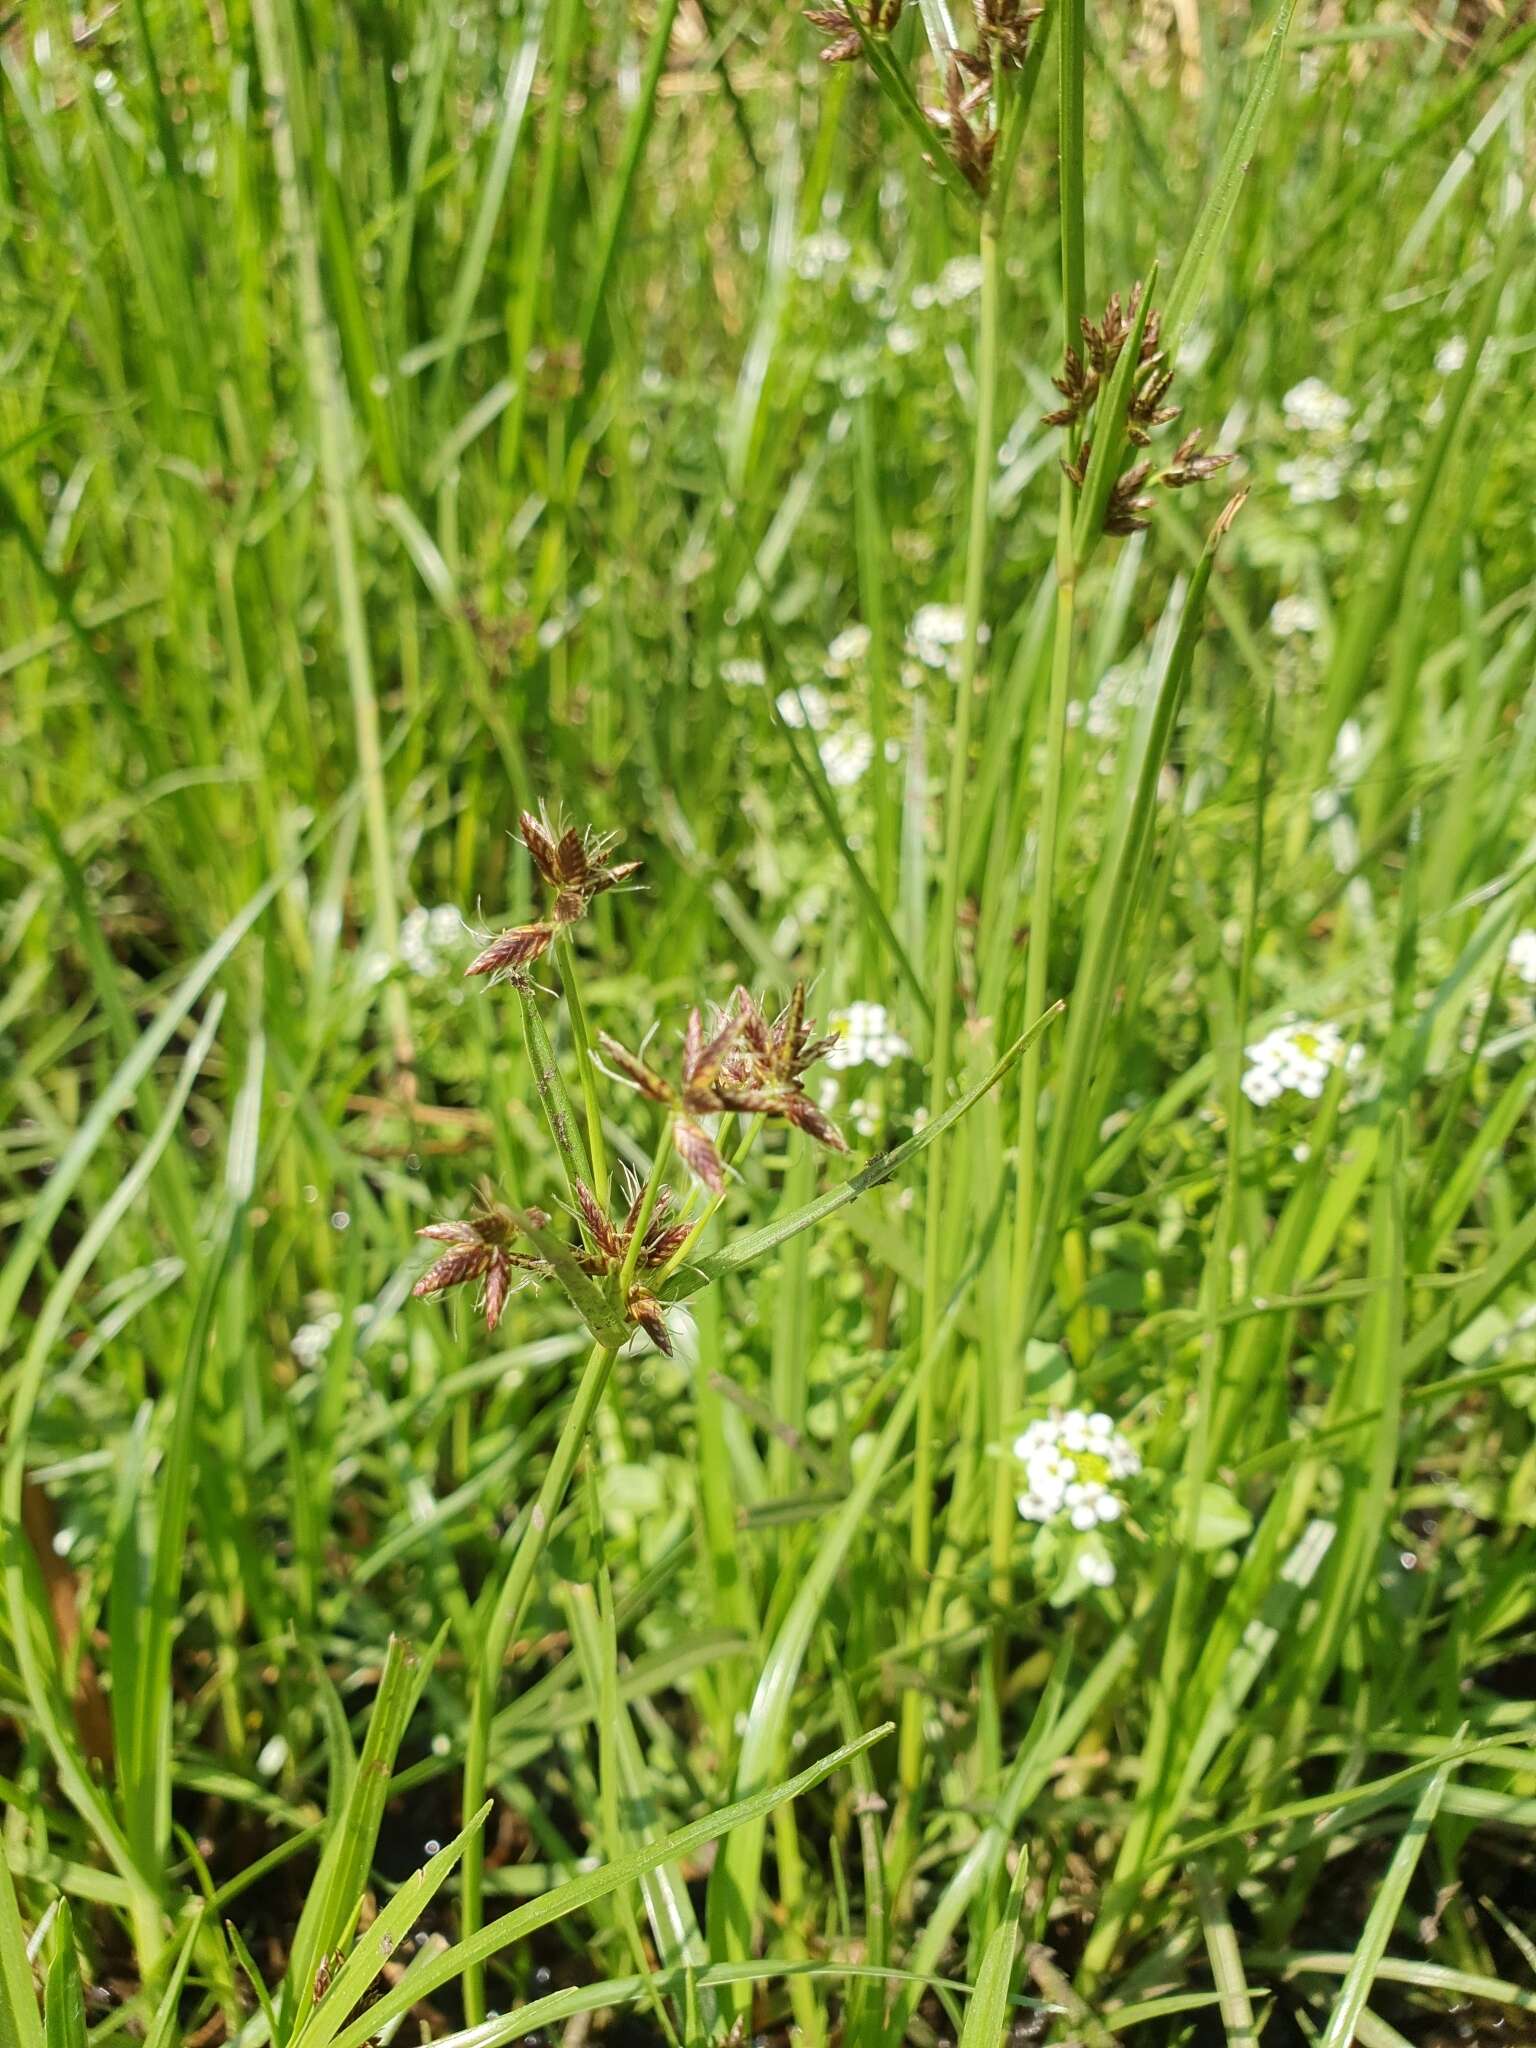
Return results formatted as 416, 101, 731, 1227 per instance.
626, 1287, 673, 1356
574, 1179, 626, 1262
673, 1116, 727, 1193
597, 1031, 677, 1104
413, 1241, 498, 1298
783, 1094, 849, 1152
465, 923, 556, 977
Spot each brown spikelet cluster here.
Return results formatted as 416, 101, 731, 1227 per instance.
414, 1174, 692, 1353
974, 0, 1042, 67
412, 1192, 549, 1336
804, 0, 902, 63
570, 1173, 692, 1355
1045, 284, 1234, 535
938, 56, 998, 194
466, 809, 641, 978
598, 982, 846, 1194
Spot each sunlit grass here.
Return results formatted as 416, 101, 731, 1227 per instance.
2, 1, 1535, 2043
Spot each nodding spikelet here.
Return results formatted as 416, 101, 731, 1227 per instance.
466, 923, 556, 977
974, 0, 1041, 66
1160, 428, 1236, 490
596, 1031, 677, 1104
413, 1200, 547, 1335
574, 1179, 626, 1262
1104, 461, 1156, 536
626, 1286, 673, 1356
673, 1116, 727, 1193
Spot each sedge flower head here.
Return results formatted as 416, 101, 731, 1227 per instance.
1241, 1019, 1359, 1108
1015, 1410, 1140, 1531
598, 982, 848, 1191
466, 809, 640, 978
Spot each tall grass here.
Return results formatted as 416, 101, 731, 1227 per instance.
3, 0, 1536, 2043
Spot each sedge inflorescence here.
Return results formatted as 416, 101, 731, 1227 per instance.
1241, 1018, 1359, 1108
1014, 1410, 1141, 1532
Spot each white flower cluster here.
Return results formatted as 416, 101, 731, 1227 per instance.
776, 683, 830, 730
906, 603, 988, 674
825, 1001, 910, 1070
721, 656, 766, 689
399, 905, 467, 978
1015, 1410, 1141, 1530
1067, 661, 1142, 741
825, 623, 872, 673
911, 254, 984, 309
1241, 1019, 1358, 1107
1507, 930, 1536, 988
1269, 594, 1321, 639
819, 728, 875, 788
1283, 377, 1351, 434
292, 1312, 342, 1367
1276, 451, 1348, 506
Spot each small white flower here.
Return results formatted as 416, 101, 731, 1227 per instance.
292, 1312, 343, 1367
777, 683, 831, 730
1013, 1410, 1141, 1529
906, 603, 990, 676
907, 602, 968, 668
1277, 452, 1348, 505
887, 321, 922, 357
795, 229, 851, 282
398, 904, 469, 979
1282, 377, 1351, 434
826, 622, 872, 672
1079, 1551, 1117, 1588
825, 1001, 910, 1070
1269, 594, 1321, 639
1241, 1019, 1359, 1108
721, 657, 766, 688
935, 254, 984, 305
1435, 335, 1468, 376
819, 728, 875, 788
1507, 930, 1536, 988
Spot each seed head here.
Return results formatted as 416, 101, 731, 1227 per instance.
413, 1193, 549, 1335
974, 0, 1041, 68
804, 0, 903, 62
467, 807, 641, 978
1104, 460, 1156, 536
1160, 428, 1235, 491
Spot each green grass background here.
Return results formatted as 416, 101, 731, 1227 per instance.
2, 0, 1536, 2041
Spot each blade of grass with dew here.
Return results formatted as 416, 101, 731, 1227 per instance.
330, 1726, 893, 2048
292, 1807, 492, 2048
280, 1632, 445, 2039
1316, 1750, 1457, 2048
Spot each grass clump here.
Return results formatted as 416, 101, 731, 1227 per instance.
2, 0, 1536, 2043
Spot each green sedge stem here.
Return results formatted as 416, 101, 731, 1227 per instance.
658, 1115, 765, 1285
459, 1335, 620, 2024
617, 1122, 672, 1299
557, 930, 609, 1201
900, 132, 1005, 1820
